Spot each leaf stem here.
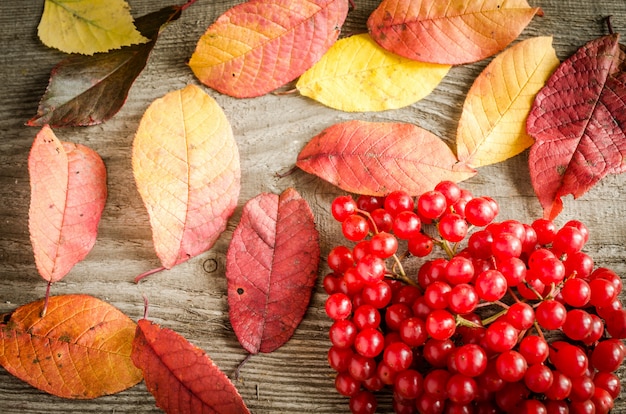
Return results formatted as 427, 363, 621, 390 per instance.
606, 15, 614, 35
134, 266, 166, 283
41, 281, 52, 317
233, 353, 253, 381
181, 0, 199, 12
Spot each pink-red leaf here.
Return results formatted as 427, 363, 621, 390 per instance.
527, 33, 626, 220
132, 319, 250, 414
296, 120, 476, 196
189, 0, 349, 98
0, 294, 142, 399
28, 126, 107, 283
226, 188, 320, 354
367, 0, 541, 65
27, 6, 183, 127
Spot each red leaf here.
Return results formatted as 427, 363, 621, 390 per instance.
27, 6, 183, 127
296, 120, 476, 196
226, 188, 320, 354
28, 126, 107, 283
189, 0, 349, 98
527, 34, 626, 220
132, 319, 250, 414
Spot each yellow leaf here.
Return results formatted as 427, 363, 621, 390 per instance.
456, 36, 560, 168
296, 33, 451, 112
132, 84, 241, 270
38, 0, 148, 55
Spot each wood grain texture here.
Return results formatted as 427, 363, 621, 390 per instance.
1, 1, 625, 413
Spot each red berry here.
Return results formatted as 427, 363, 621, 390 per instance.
342, 214, 369, 241
417, 190, 447, 220
426, 309, 456, 340
349, 390, 377, 414
384, 190, 414, 217
465, 197, 497, 226
354, 328, 385, 358
438, 213, 468, 242
393, 211, 421, 239
368, 231, 398, 258
325, 292, 352, 320
331, 195, 357, 222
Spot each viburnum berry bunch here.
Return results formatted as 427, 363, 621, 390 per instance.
323, 181, 626, 414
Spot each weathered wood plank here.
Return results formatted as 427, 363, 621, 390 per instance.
1, 0, 626, 413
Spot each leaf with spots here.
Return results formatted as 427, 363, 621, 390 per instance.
28, 126, 107, 283
226, 188, 320, 354
527, 33, 626, 220
367, 0, 542, 65
131, 319, 250, 414
132, 84, 241, 273
296, 33, 451, 112
0, 294, 142, 399
189, 0, 349, 98
456, 36, 560, 168
28, 5, 183, 127
296, 120, 476, 196
38, 0, 148, 55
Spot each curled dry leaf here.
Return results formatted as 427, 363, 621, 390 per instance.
367, 0, 542, 65
0, 294, 142, 399
456, 36, 560, 168
296, 120, 476, 196
296, 33, 451, 112
132, 319, 250, 414
28, 126, 107, 283
527, 33, 626, 220
226, 188, 320, 354
28, 5, 183, 128
132, 84, 240, 271
37, 0, 148, 55
189, 0, 349, 98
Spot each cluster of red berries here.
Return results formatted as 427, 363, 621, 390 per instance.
323, 181, 626, 414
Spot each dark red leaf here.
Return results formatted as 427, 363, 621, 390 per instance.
226, 188, 320, 354
527, 33, 626, 219
27, 5, 183, 128
132, 319, 250, 414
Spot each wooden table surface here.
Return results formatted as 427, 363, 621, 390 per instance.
1, 1, 626, 413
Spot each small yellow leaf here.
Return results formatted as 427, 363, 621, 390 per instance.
456, 37, 560, 168
38, 0, 148, 55
297, 33, 451, 112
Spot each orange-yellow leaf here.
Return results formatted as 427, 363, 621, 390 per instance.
0, 294, 142, 399
296, 120, 476, 196
189, 0, 349, 98
296, 33, 451, 112
367, 0, 542, 65
456, 36, 560, 168
28, 126, 107, 283
132, 84, 241, 270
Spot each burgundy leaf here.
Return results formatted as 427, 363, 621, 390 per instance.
226, 188, 320, 354
132, 319, 250, 414
27, 5, 183, 128
527, 33, 626, 219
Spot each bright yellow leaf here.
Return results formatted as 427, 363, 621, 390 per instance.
38, 0, 148, 55
456, 36, 560, 168
296, 33, 451, 112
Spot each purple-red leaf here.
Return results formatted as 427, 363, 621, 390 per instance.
189, 0, 349, 98
132, 319, 250, 414
226, 188, 320, 354
27, 5, 182, 127
527, 33, 626, 220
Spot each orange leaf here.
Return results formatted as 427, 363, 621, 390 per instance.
132, 319, 250, 414
296, 120, 476, 196
189, 0, 349, 98
132, 84, 241, 270
0, 294, 142, 399
28, 126, 107, 283
367, 0, 542, 65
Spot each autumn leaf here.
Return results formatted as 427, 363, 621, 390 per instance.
28, 5, 183, 128
132, 319, 250, 414
296, 33, 451, 112
132, 84, 240, 272
226, 188, 320, 354
189, 0, 349, 98
456, 36, 560, 168
367, 0, 542, 65
0, 294, 142, 399
527, 33, 626, 220
28, 126, 107, 283
38, 0, 148, 55
296, 120, 476, 196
